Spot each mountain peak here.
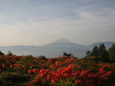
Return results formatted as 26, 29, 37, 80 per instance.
54, 37, 70, 43
43, 37, 80, 47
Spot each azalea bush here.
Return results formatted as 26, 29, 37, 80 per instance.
0, 55, 115, 86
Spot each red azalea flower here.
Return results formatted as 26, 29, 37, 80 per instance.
75, 80, 81, 84
2, 64, 5, 68
28, 69, 33, 73
26, 83, 33, 86
32, 69, 39, 73
51, 79, 55, 84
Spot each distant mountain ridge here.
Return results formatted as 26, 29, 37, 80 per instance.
90, 42, 115, 49
0, 38, 115, 58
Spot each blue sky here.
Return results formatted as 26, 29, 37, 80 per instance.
0, 0, 115, 46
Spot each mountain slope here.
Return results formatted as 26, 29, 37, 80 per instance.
44, 38, 86, 48
89, 42, 115, 49
0, 38, 115, 58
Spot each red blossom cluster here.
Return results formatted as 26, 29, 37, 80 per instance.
0, 55, 114, 86
26, 57, 113, 86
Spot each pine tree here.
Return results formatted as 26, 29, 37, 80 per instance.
7, 51, 13, 56
91, 46, 99, 61
91, 46, 99, 57
86, 51, 91, 57
63, 52, 72, 57
99, 44, 109, 62
108, 44, 115, 62
0, 50, 4, 55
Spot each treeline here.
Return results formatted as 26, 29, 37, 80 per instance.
0, 44, 115, 63
85, 44, 115, 62
0, 51, 13, 56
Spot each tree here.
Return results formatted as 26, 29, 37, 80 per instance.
7, 51, 13, 56
0, 50, 4, 55
98, 44, 109, 62
86, 51, 91, 57
91, 46, 99, 61
63, 52, 72, 57
108, 44, 115, 62
38, 55, 47, 61
91, 46, 99, 57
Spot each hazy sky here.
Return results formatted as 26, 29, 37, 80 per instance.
0, 0, 115, 46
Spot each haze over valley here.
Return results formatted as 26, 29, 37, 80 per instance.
0, 38, 114, 58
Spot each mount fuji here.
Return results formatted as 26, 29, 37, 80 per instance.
0, 38, 114, 58
44, 38, 85, 48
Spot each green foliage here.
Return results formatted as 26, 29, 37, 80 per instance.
82, 57, 95, 61
0, 51, 4, 56
17, 55, 34, 65
86, 51, 91, 57
0, 72, 29, 86
86, 44, 111, 62
53, 79, 77, 86
63, 52, 72, 57
91, 46, 99, 57
0, 48, 115, 86
91, 46, 99, 61
99, 44, 109, 62
38, 55, 47, 61
7, 51, 13, 56
108, 44, 115, 62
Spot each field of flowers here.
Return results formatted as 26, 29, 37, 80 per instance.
0, 55, 115, 86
